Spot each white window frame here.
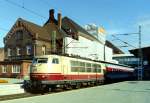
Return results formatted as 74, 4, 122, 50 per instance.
12, 65, 21, 73
17, 47, 21, 56
7, 48, 11, 56
26, 45, 32, 55
2, 65, 7, 73
42, 46, 46, 55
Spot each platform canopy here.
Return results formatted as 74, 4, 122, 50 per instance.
129, 46, 150, 62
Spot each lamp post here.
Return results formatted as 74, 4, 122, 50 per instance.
111, 25, 142, 80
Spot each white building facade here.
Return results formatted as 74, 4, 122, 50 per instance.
64, 24, 113, 62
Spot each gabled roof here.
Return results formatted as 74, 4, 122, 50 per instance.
5, 14, 106, 44
62, 17, 89, 35
18, 18, 51, 41
62, 17, 103, 43
106, 40, 124, 54
5, 18, 51, 42
129, 46, 150, 58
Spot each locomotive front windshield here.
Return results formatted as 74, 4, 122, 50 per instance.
33, 58, 48, 63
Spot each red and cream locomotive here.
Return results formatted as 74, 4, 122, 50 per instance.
27, 54, 105, 91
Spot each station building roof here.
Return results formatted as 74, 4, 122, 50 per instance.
129, 46, 150, 61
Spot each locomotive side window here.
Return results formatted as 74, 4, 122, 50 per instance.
79, 62, 85, 72
86, 63, 91, 72
52, 58, 59, 64
92, 64, 101, 73
70, 60, 79, 72
92, 64, 97, 73
97, 64, 101, 73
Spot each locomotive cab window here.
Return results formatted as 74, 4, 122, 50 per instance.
52, 58, 59, 64
33, 58, 48, 63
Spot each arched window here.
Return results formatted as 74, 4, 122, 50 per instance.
16, 30, 23, 40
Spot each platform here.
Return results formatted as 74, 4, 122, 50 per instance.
1, 81, 150, 103
0, 78, 24, 96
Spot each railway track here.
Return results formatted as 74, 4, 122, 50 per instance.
0, 93, 39, 101
0, 81, 123, 101
0, 84, 100, 101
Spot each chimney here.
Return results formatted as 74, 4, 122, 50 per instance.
49, 9, 55, 23
58, 12, 62, 29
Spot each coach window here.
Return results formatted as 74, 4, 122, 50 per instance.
79, 62, 85, 72
92, 64, 97, 73
86, 63, 91, 72
52, 58, 59, 64
97, 64, 101, 73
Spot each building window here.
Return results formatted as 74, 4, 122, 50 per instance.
17, 47, 21, 56
26, 45, 32, 55
7, 48, 11, 56
51, 31, 56, 52
16, 30, 23, 40
12, 65, 21, 73
2, 65, 7, 73
42, 46, 46, 55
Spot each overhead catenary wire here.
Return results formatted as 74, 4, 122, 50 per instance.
112, 35, 137, 49
5, 0, 47, 19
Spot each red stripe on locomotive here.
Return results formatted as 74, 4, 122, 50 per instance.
30, 73, 103, 81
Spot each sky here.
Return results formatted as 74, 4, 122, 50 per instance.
0, 0, 150, 53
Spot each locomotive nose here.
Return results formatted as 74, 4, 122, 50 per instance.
31, 65, 38, 72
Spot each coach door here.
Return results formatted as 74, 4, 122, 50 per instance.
61, 57, 68, 80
